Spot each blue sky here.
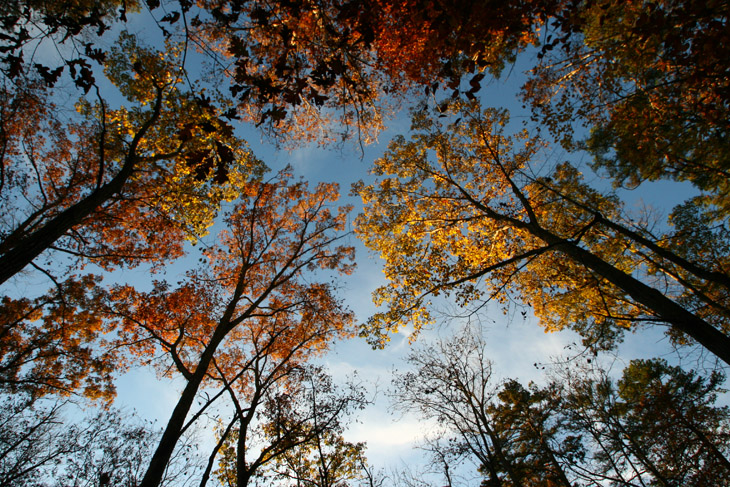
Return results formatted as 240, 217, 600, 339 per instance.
12, 10, 727, 483
105, 59, 719, 479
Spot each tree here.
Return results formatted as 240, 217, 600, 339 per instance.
393, 325, 730, 486
264, 370, 369, 487
270, 429, 368, 487
555, 358, 730, 486
103, 168, 355, 487
214, 366, 369, 487
488, 357, 730, 486
0, 395, 200, 487
355, 100, 730, 364
58, 408, 202, 487
163, 0, 558, 147
490, 380, 573, 487
0, 274, 116, 401
0, 394, 78, 486
0, 32, 263, 286
522, 0, 730, 216
391, 326, 589, 487
187, 0, 387, 145
391, 327, 526, 487
616, 359, 730, 484
0, 32, 264, 407
0, 0, 136, 92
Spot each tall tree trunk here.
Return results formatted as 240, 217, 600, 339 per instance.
473, 407, 525, 487
528, 224, 730, 366
526, 418, 572, 487
139, 327, 227, 487
0, 89, 163, 286
236, 388, 262, 487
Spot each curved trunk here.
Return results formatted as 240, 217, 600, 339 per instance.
529, 224, 730, 366
0, 161, 135, 284
0, 89, 163, 286
139, 327, 227, 487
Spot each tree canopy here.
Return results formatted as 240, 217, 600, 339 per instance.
2, 0, 730, 486
356, 99, 730, 364
393, 327, 730, 487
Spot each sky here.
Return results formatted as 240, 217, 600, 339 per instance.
100, 66, 574, 474
11, 9, 729, 485
105, 62, 719, 480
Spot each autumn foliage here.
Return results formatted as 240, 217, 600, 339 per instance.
356, 100, 730, 364
0, 275, 115, 401
0, 32, 264, 285
525, 0, 730, 214
2, 0, 730, 485
99, 169, 355, 487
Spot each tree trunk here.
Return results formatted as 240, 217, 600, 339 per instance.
530, 224, 730, 366
139, 327, 227, 487
0, 162, 134, 284
0, 89, 163, 286
236, 390, 261, 487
